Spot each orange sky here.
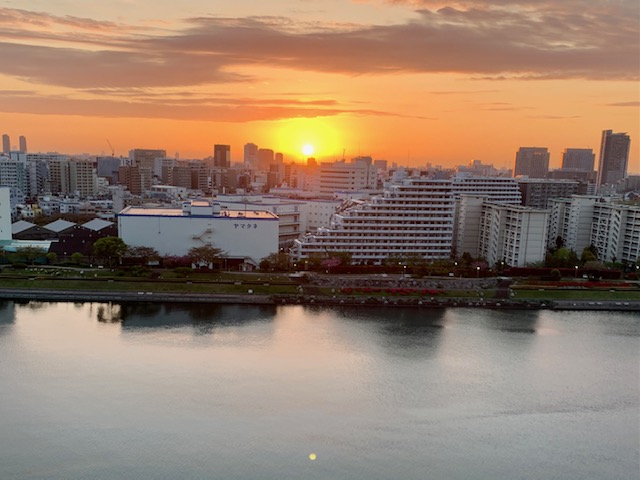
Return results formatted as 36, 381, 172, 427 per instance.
0, 1, 638, 170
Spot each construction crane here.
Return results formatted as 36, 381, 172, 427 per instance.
106, 139, 115, 157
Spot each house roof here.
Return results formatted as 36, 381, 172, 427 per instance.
11, 220, 36, 235
82, 218, 115, 232
44, 219, 77, 233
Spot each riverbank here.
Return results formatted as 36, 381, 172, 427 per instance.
0, 267, 638, 311
1, 287, 638, 311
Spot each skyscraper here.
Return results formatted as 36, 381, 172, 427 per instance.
244, 143, 259, 167
213, 144, 231, 168
2, 134, 10, 154
562, 148, 594, 171
18, 135, 27, 153
596, 130, 630, 187
257, 148, 274, 170
514, 147, 550, 178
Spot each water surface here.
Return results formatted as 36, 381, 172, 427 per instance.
0, 302, 638, 479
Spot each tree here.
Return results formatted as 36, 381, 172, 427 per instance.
461, 252, 473, 267
70, 252, 85, 265
126, 246, 160, 264
92, 237, 127, 267
187, 245, 224, 269
553, 236, 565, 253
581, 244, 599, 264
548, 247, 579, 268
15, 246, 47, 265
46, 252, 57, 265
260, 252, 290, 272
305, 253, 325, 271
583, 260, 606, 280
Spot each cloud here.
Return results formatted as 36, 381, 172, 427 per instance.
526, 115, 582, 120
605, 101, 640, 107
0, 3, 636, 92
0, 90, 398, 122
0, 3, 636, 122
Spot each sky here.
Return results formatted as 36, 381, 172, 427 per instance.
0, 0, 638, 170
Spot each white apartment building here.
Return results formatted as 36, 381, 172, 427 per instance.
302, 199, 343, 232
118, 199, 279, 263
291, 175, 523, 264
454, 195, 485, 258
309, 158, 377, 195
0, 155, 27, 204
591, 201, 640, 263
291, 177, 455, 264
477, 203, 549, 267
451, 174, 522, 204
548, 195, 600, 253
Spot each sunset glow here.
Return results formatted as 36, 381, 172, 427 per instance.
0, 1, 637, 168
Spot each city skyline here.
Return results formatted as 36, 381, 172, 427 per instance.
0, 1, 638, 168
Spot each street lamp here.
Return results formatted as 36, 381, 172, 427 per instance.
476, 266, 480, 278
575, 265, 579, 278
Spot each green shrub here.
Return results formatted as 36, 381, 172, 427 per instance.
173, 267, 193, 278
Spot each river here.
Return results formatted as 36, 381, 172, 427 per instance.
0, 301, 638, 479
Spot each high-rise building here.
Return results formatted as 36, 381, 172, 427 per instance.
517, 178, 579, 209
2, 134, 10, 154
118, 166, 152, 196
213, 144, 231, 168
291, 175, 522, 265
562, 148, 594, 171
514, 147, 550, 178
244, 143, 259, 167
18, 135, 27, 153
46, 156, 72, 194
477, 202, 549, 267
596, 130, 630, 187
257, 149, 274, 170
97, 156, 123, 184
0, 155, 27, 204
69, 159, 98, 197
547, 195, 600, 254
310, 159, 377, 194
591, 201, 640, 263
129, 149, 166, 171
546, 196, 639, 264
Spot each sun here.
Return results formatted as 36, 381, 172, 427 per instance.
302, 144, 315, 156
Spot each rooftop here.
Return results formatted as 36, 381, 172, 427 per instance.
119, 205, 278, 220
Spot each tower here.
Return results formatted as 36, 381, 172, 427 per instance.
596, 130, 630, 187
514, 147, 550, 178
19, 135, 27, 153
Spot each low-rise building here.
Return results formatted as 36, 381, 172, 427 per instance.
118, 199, 279, 264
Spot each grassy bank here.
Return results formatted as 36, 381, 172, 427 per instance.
0, 266, 638, 303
